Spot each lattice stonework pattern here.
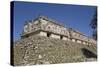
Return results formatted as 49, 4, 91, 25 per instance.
21, 16, 96, 45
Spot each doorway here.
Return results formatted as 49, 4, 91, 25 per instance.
60, 36, 63, 40
47, 32, 51, 37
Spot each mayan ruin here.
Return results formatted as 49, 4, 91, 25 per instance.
13, 15, 97, 66
21, 15, 96, 45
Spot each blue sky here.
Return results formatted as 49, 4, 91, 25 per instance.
12, 1, 97, 41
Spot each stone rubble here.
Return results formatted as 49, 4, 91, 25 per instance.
13, 35, 97, 66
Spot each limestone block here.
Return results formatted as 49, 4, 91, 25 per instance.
50, 34, 60, 39
77, 40, 82, 43
24, 25, 28, 33
62, 36, 67, 40
72, 39, 76, 42
39, 31, 47, 36
88, 43, 92, 45
40, 19, 48, 25
67, 38, 70, 41
38, 55, 42, 59
85, 42, 88, 45
83, 42, 86, 44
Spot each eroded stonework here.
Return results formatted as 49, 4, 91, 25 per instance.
13, 15, 97, 66
13, 35, 97, 66
21, 15, 96, 45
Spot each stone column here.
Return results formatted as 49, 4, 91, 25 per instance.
39, 31, 47, 36
62, 36, 67, 40
72, 38, 76, 42
67, 38, 70, 41
77, 40, 82, 43
83, 41, 86, 44
50, 34, 60, 39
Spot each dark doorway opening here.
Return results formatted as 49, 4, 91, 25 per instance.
47, 32, 51, 37
81, 48, 97, 58
60, 36, 63, 40
25, 35, 29, 38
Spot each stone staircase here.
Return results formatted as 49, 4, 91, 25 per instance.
13, 35, 97, 66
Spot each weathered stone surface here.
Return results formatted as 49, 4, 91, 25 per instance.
13, 35, 97, 66
13, 16, 97, 66
21, 16, 97, 45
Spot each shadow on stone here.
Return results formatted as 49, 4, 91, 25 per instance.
81, 48, 97, 58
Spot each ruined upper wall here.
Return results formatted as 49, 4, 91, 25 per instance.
22, 16, 70, 37
68, 28, 97, 44
21, 15, 97, 45
69, 28, 89, 41
39, 17, 69, 37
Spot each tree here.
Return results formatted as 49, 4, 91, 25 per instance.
90, 9, 97, 40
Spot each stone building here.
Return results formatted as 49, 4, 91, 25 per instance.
21, 15, 96, 45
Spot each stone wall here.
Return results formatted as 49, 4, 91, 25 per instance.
62, 36, 68, 40
69, 28, 88, 42
50, 34, 60, 39
21, 16, 97, 45
39, 31, 47, 36
76, 40, 82, 43
71, 38, 76, 42
13, 35, 97, 66
40, 18, 69, 37
22, 16, 69, 37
